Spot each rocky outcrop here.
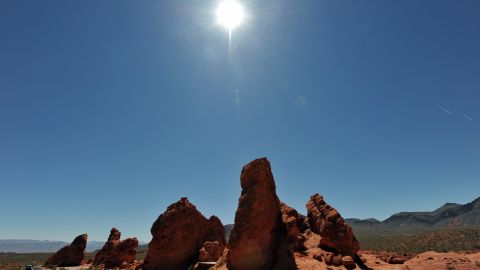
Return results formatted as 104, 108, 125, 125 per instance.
199, 241, 223, 262
143, 158, 370, 269
305, 193, 367, 269
44, 234, 87, 267
370, 251, 414, 264
93, 228, 138, 269
226, 158, 281, 270
223, 157, 296, 270
142, 197, 226, 270
306, 193, 360, 256
280, 202, 308, 252
205, 216, 227, 261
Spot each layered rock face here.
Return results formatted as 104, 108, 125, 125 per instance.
199, 241, 223, 262
93, 228, 138, 269
280, 202, 308, 252
204, 216, 227, 261
44, 234, 87, 267
225, 157, 296, 270
142, 197, 226, 270
305, 193, 366, 269
306, 193, 360, 256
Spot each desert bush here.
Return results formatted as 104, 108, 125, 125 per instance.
446, 264, 456, 270
475, 241, 480, 249
44, 263, 56, 269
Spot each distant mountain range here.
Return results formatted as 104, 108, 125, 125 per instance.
0, 240, 104, 253
347, 196, 480, 234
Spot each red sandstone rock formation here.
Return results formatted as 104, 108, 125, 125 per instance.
205, 216, 227, 261
280, 202, 308, 252
226, 158, 281, 270
306, 193, 360, 256
304, 193, 368, 269
142, 197, 226, 270
44, 234, 87, 267
199, 241, 223, 262
93, 228, 138, 269
225, 157, 296, 270
142, 158, 370, 270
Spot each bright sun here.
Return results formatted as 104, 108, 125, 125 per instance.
216, 0, 245, 31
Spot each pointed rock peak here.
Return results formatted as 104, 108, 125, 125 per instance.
45, 234, 88, 267
309, 193, 326, 206
71, 234, 88, 250
167, 197, 196, 212
225, 157, 296, 270
240, 157, 276, 190
108, 228, 121, 242
93, 228, 138, 268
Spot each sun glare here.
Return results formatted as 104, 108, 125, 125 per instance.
216, 0, 245, 31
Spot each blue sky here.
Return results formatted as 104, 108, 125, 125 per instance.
1, 0, 479, 242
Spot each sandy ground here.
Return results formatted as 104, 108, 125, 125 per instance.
293, 250, 480, 270
30, 252, 480, 270
361, 251, 480, 270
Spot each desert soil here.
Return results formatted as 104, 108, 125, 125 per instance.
360, 250, 480, 270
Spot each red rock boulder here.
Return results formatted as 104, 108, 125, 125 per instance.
142, 197, 226, 270
93, 228, 138, 269
44, 234, 87, 267
342, 255, 356, 269
306, 193, 360, 256
199, 241, 223, 262
373, 251, 415, 264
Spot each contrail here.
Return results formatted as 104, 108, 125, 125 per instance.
456, 110, 473, 121
437, 105, 454, 115
437, 105, 473, 121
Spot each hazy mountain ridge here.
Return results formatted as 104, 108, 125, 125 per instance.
0, 240, 104, 253
347, 196, 480, 234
